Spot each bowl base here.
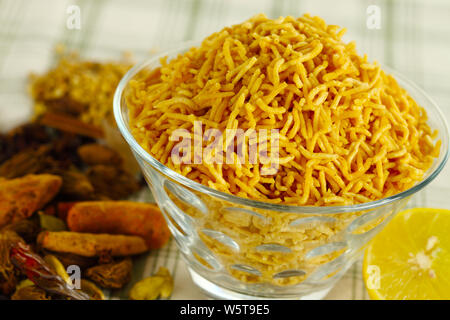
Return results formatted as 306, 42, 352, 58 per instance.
188, 268, 332, 300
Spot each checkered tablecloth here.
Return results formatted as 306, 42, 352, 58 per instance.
1, 0, 449, 300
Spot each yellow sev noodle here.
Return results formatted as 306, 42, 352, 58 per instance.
128, 14, 440, 206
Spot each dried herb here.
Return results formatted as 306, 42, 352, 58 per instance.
86, 258, 132, 289
11, 285, 51, 300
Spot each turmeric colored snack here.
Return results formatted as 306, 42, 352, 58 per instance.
0, 174, 62, 228
37, 231, 148, 257
67, 201, 170, 249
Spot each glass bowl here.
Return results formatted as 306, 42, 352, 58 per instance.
114, 44, 449, 300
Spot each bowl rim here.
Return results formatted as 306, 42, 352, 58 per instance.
114, 43, 450, 214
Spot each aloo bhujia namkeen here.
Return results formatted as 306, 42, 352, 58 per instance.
128, 14, 440, 206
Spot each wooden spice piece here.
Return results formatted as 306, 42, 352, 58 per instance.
0, 174, 62, 228
38, 112, 104, 139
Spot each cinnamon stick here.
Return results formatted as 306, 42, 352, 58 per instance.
38, 112, 104, 139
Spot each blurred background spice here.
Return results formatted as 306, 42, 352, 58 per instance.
30, 51, 133, 127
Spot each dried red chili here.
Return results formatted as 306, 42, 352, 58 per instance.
10, 241, 89, 300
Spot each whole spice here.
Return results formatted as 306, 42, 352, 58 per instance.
0, 145, 57, 179
86, 258, 133, 289
9, 241, 89, 300
2, 218, 41, 243
0, 231, 22, 295
37, 231, 148, 257
15, 279, 34, 290
44, 254, 72, 285
0, 123, 51, 165
67, 201, 171, 249
46, 131, 94, 167
129, 267, 173, 300
43, 202, 78, 221
39, 213, 67, 232
56, 169, 95, 200
56, 202, 78, 221
11, 285, 51, 300
77, 143, 122, 166
0, 174, 62, 228
38, 112, 104, 139
79, 279, 104, 300
86, 165, 140, 200
0, 130, 96, 180
41, 250, 96, 270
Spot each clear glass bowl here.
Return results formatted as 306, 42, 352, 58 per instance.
114, 45, 449, 300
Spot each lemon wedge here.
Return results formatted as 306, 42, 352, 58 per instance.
363, 208, 450, 300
